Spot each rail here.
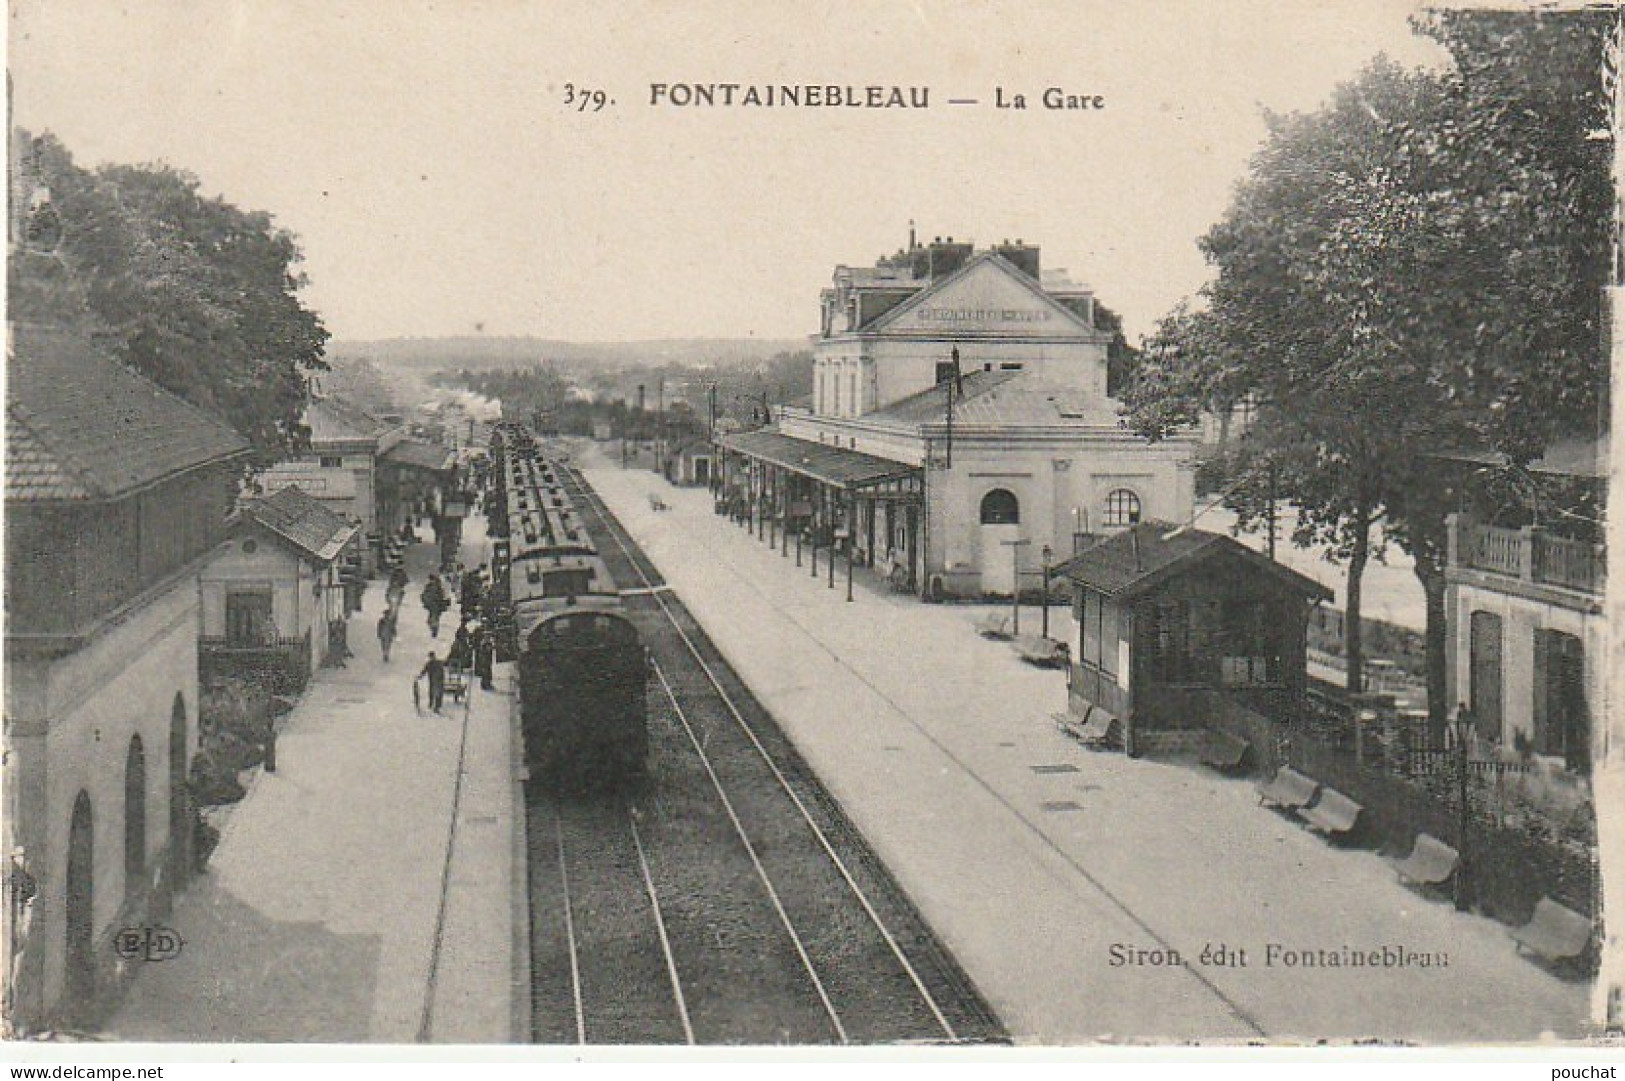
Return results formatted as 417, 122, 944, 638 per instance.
562, 464, 961, 1043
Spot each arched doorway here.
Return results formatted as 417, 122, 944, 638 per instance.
125, 736, 146, 901
979, 489, 1021, 595
64, 792, 95, 1010
169, 695, 190, 882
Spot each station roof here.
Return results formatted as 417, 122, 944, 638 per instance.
305, 395, 391, 445
1053, 521, 1333, 603
717, 429, 919, 489
865, 371, 1121, 429
239, 485, 360, 563
382, 438, 456, 473
7, 323, 251, 502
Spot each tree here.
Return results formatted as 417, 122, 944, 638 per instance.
9, 130, 328, 464
1127, 59, 1447, 694
1124, 11, 1610, 721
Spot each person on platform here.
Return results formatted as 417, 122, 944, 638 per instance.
460, 567, 483, 614
449, 619, 472, 671
474, 626, 495, 691
417, 652, 446, 714
376, 609, 397, 662
387, 564, 409, 608
421, 574, 449, 638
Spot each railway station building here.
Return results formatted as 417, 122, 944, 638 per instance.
716, 234, 1196, 598
199, 486, 363, 695
1440, 435, 1606, 775
4, 324, 252, 1030
259, 395, 400, 576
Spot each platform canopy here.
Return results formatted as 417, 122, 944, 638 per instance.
718, 429, 921, 492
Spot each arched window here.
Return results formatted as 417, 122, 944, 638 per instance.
979, 488, 1020, 525
125, 736, 147, 895
1104, 488, 1142, 528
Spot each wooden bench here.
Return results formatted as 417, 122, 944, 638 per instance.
1256, 766, 1319, 810
1013, 635, 1069, 668
975, 613, 1014, 640
1297, 787, 1363, 838
1389, 834, 1458, 886
1200, 730, 1251, 772
1510, 897, 1594, 965
1053, 708, 1117, 750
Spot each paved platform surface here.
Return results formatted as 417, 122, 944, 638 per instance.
583, 449, 1593, 1045
107, 518, 520, 1044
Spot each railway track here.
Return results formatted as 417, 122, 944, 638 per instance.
523, 462, 1003, 1045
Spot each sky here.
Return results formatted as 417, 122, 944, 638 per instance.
8, 0, 1451, 345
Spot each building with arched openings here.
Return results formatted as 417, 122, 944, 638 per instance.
4, 324, 250, 1030
716, 233, 1196, 598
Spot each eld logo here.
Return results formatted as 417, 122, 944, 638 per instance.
114, 926, 184, 962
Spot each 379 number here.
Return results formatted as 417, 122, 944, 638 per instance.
563, 84, 612, 112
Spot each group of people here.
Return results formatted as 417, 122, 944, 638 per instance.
414, 561, 498, 714
376, 563, 408, 662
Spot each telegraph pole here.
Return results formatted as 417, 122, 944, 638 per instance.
1002, 537, 1031, 636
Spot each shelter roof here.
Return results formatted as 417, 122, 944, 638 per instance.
1053, 521, 1333, 603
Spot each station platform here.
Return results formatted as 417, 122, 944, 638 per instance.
107, 521, 523, 1044
582, 448, 1592, 1045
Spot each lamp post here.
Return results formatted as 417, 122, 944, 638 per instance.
1453, 702, 1473, 912
1041, 544, 1053, 639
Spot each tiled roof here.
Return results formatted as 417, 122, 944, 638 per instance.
240, 485, 359, 562
6, 324, 251, 502
865, 371, 1122, 429
1054, 521, 1333, 602
718, 429, 919, 488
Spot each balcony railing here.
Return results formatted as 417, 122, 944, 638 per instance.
1451, 515, 1604, 596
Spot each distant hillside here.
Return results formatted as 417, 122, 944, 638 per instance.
328, 336, 810, 373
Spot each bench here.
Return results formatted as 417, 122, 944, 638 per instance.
1053, 707, 1117, 750
1388, 834, 1459, 886
975, 613, 1014, 640
1510, 897, 1594, 965
1200, 730, 1251, 772
1013, 635, 1069, 668
1256, 766, 1319, 810
1297, 787, 1363, 838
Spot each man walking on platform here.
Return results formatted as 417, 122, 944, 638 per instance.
417, 651, 446, 714
376, 609, 397, 662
